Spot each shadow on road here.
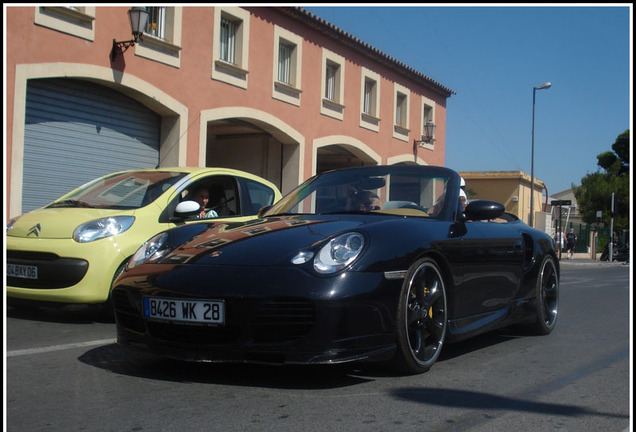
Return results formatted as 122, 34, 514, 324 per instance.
391, 387, 629, 420
78, 343, 378, 389
7, 303, 115, 324
77, 329, 522, 390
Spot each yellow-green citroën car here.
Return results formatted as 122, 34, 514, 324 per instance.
6, 167, 281, 306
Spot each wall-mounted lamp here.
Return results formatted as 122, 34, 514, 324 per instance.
414, 120, 436, 147
110, 7, 150, 61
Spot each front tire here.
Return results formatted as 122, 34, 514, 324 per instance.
392, 258, 448, 374
529, 255, 559, 335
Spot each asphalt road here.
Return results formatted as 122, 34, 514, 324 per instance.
5, 262, 631, 432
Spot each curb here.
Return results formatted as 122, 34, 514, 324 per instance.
559, 259, 629, 267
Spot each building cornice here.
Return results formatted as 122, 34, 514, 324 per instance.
274, 7, 456, 98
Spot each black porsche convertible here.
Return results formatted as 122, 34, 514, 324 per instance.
111, 165, 559, 374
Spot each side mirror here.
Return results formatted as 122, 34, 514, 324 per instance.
174, 200, 201, 219
257, 205, 272, 218
464, 200, 505, 221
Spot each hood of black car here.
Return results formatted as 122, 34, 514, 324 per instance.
166, 216, 367, 267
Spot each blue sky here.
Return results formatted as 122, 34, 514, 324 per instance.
304, 5, 632, 195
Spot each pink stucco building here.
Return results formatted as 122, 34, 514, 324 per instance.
5, 6, 454, 218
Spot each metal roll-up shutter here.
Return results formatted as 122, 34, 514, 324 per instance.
22, 78, 161, 213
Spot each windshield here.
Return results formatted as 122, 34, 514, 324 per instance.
266, 166, 456, 220
47, 171, 186, 210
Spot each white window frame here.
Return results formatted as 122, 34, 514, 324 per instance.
212, 6, 250, 89
34, 6, 96, 41
359, 67, 381, 132
278, 43, 293, 83
320, 49, 345, 120
393, 83, 410, 142
136, 7, 182, 68
146, 6, 167, 39
420, 96, 436, 150
272, 25, 303, 106
325, 63, 338, 100
220, 16, 237, 64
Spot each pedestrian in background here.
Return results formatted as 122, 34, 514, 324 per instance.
555, 229, 565, 254
566, 228, 577, 260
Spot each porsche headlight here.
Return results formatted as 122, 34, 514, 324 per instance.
313, 232, 365, 274
127, 232, 170, 269
73, 216, 135, 243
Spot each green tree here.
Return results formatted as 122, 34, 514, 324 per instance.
573, 130, 630, 230
596, 129, 629, 176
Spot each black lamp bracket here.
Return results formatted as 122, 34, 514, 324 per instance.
110, 37, 141, 61
111, 38, 139, 61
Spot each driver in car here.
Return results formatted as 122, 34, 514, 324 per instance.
351, 191, 383, 212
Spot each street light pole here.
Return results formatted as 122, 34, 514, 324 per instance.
530, 81, 551, 228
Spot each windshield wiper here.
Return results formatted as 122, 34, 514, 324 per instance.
319, 210, 383, 215
264, 212, 302, 217
48, 200, 96, 208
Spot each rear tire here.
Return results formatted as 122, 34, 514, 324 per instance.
392, 258, 447, 375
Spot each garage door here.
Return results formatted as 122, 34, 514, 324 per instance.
22, 78, 160, 213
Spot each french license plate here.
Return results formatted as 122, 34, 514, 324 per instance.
7, 264, 38, 279
143, 297, 225, 325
